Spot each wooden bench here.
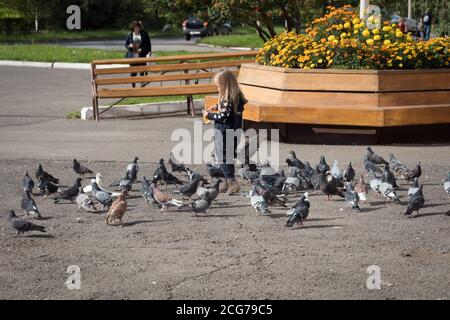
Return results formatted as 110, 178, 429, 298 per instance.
90, 51, 257, 120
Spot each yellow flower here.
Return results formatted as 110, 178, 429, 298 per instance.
354, 30, 359, 34
340, 32, 347, 38
399, 63, 403, 68
383, 26, 392, 32
352, 18, 361, 25
368, 16, 375, 23
344, 22, 351, 29
327, 35, 336, 41
372, 29, 380, 35
318, 59, 323, 63
373, 35, 381, 41
383, 39, 391, 45
366, 39, 374, 46
362, 29, 370, 37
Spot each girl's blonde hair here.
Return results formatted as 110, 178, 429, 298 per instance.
214, 69, 247, 112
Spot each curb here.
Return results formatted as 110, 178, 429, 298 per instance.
80, 99, 205, 120
0, 60, 126, 70
195, 43, 260, 51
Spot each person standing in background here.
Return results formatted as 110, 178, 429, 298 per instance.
125, 21, 152, 88
422, 9, 432, 41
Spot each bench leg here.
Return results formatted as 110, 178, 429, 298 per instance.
187, 95, 195, 117
94, 97, 99, 121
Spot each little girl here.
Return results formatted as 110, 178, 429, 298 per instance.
203, 69, 247, 195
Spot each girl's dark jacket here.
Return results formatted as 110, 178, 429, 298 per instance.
124, 31, 152, 58
207, 97, 246, 131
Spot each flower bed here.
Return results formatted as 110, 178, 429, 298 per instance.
256, 5, 450, 70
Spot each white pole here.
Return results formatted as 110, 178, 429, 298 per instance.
408, 0, 412, 19
360, 0, 370, 19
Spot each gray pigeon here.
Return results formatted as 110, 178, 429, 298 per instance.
285, 193, 310, 229
405, 185, 425, 216
343, 162, 355, 182
249, 187, 271, 215
286, 151, 305, 170
8, 210, 46, 236
405, 162, 422, 182
363, 156, 383, 178
119, 177, 133, 192
179, 177, 202, 199
141, 176, 157, 207
408, 178, 420, 199
368, 171, 382, 195
241, 165, 260, 183
22, 171, 34, 194
126, 157, 139, 183
379, 181, 400, 203
382, 165, 398, 188
53, 177, 82, 203
345, 183, 360, 210
91, 182, 113, 210
367, 147, 388, 165
76, 187, 97, 212
190, 192, 212, 216
389, 153, 409, 173
444, 172, 450, 194
73, 159, 93, 177
317, 156, 330, 174
21, 190, 41, 219
331, 160, 343, 180
196, 179, 221, 201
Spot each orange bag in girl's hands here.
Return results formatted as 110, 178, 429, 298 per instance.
203, 104, 219, 124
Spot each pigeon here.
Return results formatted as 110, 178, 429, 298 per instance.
35, 164, 59, 184
91, 181, 113, 210
405, 163, 422, 181
196, 179, 221, 201
168, 152, 186, 173
151, 183, 183, 211
345, 183, 360, 210
320, 172, 345, 200
84, 173, 121, 198
21, 190, 41, 219
179, 177, 202, 199
408, 178, 420, 200
53, 178, 82, 203
73, 159, 93, 177
331, 160, 343, 180
155, 159, 184, 187
206, 163, 225, 179
286, 151, 304, 170
21, 171, 34, 193
249, 186, 271, 215
7, 210, 45, 237
363, 156, 383, 178
317, 156, 330, 174
241, 164, 260, 183
444, 172, 450, 194
141, 176, 157, 207
185, 168, 207, 183
37, 176, 59, 196
254, 182, 287, 207
302, 161, 316, 179
119, 176, 133, 192
343, 162, 355, 182
285, 193, 310, 229
367, 147, 388, 165
379, 181, 400, 203
282, 176, 301, 193
368, 171, 382, 196
286, 165, 302, 179
76, 187, 97, 212
190, 191, 212, 216
404, 185, 425, 216
106, 191, 128, 225
354, 174, 368, 201
382, 165, 398, 188
125, 157, 139, 183
389, 153, 409, 173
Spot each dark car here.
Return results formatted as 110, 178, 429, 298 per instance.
182, 17, 232, 41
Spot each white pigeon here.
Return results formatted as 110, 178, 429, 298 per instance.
84, 173, 121, 198
368, 171, 382, 195
282, 176, 300, 193
379, 182, 400, 202
444, 172, 450, 194
249, 188, 271, 215
408, 178, 420, 199
331, 160, 343, 180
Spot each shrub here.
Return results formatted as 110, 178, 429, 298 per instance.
256, 5, 450, 70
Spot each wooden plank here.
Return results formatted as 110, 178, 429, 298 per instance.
383, 104, 450, 126
96, 71, 237, 86
94, 59, 254, 75
380, 91, 450, 107
92, 51, 258, 65
239, 84, 380, 107
379, 72, 450, 92
98, 84, 218, 99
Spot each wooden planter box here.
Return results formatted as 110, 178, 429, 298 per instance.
213, 63, 450, 127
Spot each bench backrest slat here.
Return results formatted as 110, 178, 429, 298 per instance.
97, 84, 218, 98
94, 59, 255, 76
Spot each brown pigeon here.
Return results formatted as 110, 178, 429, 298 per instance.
151, 183, 183, 212
106, 191, 128, 225
354, 174, 369, 201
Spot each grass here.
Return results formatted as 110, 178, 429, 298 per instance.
116, 94, 207, 106
66, 111, 81, 119
0, 28, 181, 43
0, 45, 208, 63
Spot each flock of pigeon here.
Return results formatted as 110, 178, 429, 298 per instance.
7, 147, 450, 236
